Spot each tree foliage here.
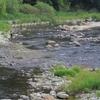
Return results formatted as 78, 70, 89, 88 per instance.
0, 0, 6, 14
35, 2, 55, 16
23, 0, 100, 12
5, 0, 22, 14
20, 4, 40, 14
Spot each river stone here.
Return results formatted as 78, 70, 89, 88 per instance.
46, 40, 56, 44
20, 95, 29, 99
50, 90, 56, 98
54, 43, 60, 47
45, 44, 52, 48
74, 41, 81, 46
41, 94, 55, 100
57, 92, 69, 99
1, 99, 12, 100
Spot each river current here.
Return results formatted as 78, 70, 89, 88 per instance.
13, 25, 100, 68
0, 25, 100, 99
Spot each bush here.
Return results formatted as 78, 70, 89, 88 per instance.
96, 92, 100, 97
35, 2, 55, 16
5, 0, 21, 14
20, 4, 40, 14
53, 64, 77, 77
35, 2, 56, 23
0, 0, 6, 14
72, 66, 81, 73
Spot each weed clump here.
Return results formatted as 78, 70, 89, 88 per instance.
52, 64, 80, 77
68, 69, 100, 93
52, 64, 100, 93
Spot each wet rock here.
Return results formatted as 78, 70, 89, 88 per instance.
85, 17, 92, 22
79, 21, 88, 26
46, 40, 56, 44
62, 25, 71, 31
69, 41, 81, 46
0, 99, 11, 100
41, 94, 55, 100
25, 73, 31, 77
70, 20, 77, 25
27, 78, 33, 82
43, 85, 51, 90
45, 44, 52, 48
50, 90, 56, 98
20, 95, 29, 100
28, 82, 36, 87
72, 26, 84, 31
54, 43, 60, 47
57, 92, 69, 99
74, 41, 81, 46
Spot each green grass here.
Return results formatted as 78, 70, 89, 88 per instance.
52, 64, 81, 77
0, 22, 11, 32
68, 69, 100, 93
96, 92, 100, 97
55, 11, 100, 21
52, 64, 100, 94
0, 13, 52, 24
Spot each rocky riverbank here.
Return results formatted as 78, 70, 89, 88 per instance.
0, 19, 100, 99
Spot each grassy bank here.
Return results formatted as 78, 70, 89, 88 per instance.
52, 64, 100, 94
0, 22, 11, 32
0, 13, 51, 23
55, 11, 100, 21
0, 11, 100, 35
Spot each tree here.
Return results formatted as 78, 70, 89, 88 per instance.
0, 0, 6, 14
5, 0, 22, 14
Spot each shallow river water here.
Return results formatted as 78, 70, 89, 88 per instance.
13, 25, 100, 68
0, 25, 100, 99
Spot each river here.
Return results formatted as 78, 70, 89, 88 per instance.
0, 24, 100, 99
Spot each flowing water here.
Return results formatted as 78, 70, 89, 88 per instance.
12, 26, 100, 68
0, 25, 100, 99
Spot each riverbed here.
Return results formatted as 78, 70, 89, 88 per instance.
0, 25, 100, 99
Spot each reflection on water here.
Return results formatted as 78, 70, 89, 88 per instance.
0, 67, 29, 99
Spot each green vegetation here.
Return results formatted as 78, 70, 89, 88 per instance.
52, 64, 81, 77
23, 0, 100, 12
5, 0, 21, 14
55, 11, 100, 20
68, 70, 100, 93
96, 92, 100, 97
20, 4, 40, 14
52, 64, 100, 94
0, 22, 11, 32
0, 0, 100, 37
0, 0, 6, 14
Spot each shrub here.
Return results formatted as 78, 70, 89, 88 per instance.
53, 64, 77, 77
65, 70, 76, 77
72, 66, 81, 73
96, 92, 100, 97
0, 0, 6, 14
5, 0, 21, 14
20, 4, 40, 14
35, 2, 56, 23
35, 2, 55, 16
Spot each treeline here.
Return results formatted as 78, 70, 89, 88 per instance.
0, 0, 100, 15
1, 0, 100, 24
23, 0, 100, 12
